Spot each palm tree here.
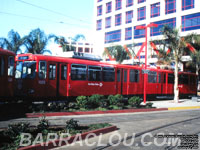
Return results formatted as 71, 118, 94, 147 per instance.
103, 45, 129, 64
24, 28, 52, 54
0, 29, 25, 53
159, 25, 194, 103
52, 34, 86, 52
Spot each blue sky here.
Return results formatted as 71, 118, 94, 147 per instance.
0, 0, 94, 40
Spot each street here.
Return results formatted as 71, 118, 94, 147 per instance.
52, 109, 200, 150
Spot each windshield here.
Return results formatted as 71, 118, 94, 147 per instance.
15, 61, 36, 79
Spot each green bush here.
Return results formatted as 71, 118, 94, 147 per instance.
37, 116, 49, 132
66, 119, 79, 131
108, 94, 123, 106
76, 96, 88, 109
128, 96, 141, 108
146, 102, 153, 108
5, 122, 30, 140
87, 94, 104, 109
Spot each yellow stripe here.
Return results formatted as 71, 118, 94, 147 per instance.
168, 106, 200, 111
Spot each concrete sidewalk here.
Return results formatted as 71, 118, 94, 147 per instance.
151, 97, 200, 110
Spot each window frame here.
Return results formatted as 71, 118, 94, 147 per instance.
39, 61, 47, 79
49, 64, 56, 80
165, 0, 176, 15
137, 7, 146, 21
151, 3, 160, 18
71, 64, 87, 81
115, 13, 122, 26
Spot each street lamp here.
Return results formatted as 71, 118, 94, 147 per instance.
136, 23, 158, 104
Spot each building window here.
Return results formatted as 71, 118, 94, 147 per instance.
151, 18, 176, 36
182, 0, 194, 11
78, 47, 83, 52
85, 48, 90, 53
116, 0, 122, 10
96, 19, 102, 30
126, 0, 133, 7
165, 0, 176, 14
137, 7, 146, 21
105, 30, 121, 43
182, 13, 200, 32
97, 5, 102, 16
134, 25, 145, 39
105, 17, 111, 28
138, 0, 145, 4
125, 27, 132, 40
115, 14, 122, 26
151, 3, 160, 18
126, 10, 133, 24
106, 2, 112, 13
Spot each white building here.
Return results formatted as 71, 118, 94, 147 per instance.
94, 0, 200, 65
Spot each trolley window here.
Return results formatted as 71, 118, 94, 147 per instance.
190, 75, 196, 85
158, 73, 161, 83
102, 67, 115, 82
71, 64, 87, 80
88, 66, 102, 81
8, 56, 14, 76
179, 74, 189, 84
130, 69, 140, 82
22, 61, 36, 79
148, 71, 157, 83
124, 70, 127, 82
15, 61, 23, 78
168, 73, 174, 84
61, 65, 67, 80
0, 56, 5, 76
117, 70, 121, 82
49, 64, 56, 80
39, 61, 47, 79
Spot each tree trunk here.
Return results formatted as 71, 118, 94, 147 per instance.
174, 57, 179, 103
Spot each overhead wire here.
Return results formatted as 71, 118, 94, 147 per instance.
15, 0, 92, 25
0, 11, 92, 29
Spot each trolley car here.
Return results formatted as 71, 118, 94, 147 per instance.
0, 48, 15, 100
15, 53, 197, 101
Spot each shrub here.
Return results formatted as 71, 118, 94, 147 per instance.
87, 94, 104, 109
128, 96, 141, 108
66, 119, 79, 131
76, 96, 88, 109
108, 94, 123, 106
37, 116, 49, 132
5, 122, 30, 139
146, 102, 153, 108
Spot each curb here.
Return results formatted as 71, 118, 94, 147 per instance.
168, 106, 200, 111
26, 108, 168, 118
18, 125, 117, 150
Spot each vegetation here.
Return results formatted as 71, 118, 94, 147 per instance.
0, 29, 86, 54
156, 25, 198, 103
0, 29, 25, 54
128, 96, 141, 108
0, 118, 111, 150
103, 45, 129, 64
29, 95, 153, 113
51, 34, 85, 52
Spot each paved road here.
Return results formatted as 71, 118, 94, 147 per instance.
1, 109, 200, 149
50, 109, 200, 150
